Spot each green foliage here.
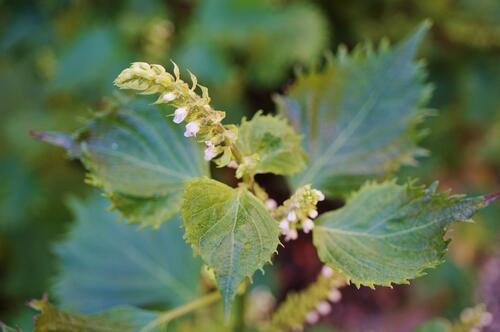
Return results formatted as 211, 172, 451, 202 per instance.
53, 194, 201, 313
176, 0, 328, 88
39, 100, 208, 227
313, 180, 491, 288
181, 178, 279, 315
2, 0, 499, 329
236, 112, 307, 176
276, 22, 432, 197
29, 298, 160, 332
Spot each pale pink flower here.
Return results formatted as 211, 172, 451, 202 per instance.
184, 121, 200, 137
173, 107, 188, 123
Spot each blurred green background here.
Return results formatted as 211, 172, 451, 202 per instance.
0, 0, 499, 331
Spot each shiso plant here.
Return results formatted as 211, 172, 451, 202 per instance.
17, 21, 498, 332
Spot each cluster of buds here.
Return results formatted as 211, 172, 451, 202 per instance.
114, 62, 239, 167
304, 266, 343, 326
460, 305, 493, 332
272, 185, 325, 241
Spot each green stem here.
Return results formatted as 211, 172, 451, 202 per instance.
140, 292, 221, 332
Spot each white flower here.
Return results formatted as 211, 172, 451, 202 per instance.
227, 161, 238, 169
313, 189, 325, 201
284, 228, 298, 241
173, 107, 188, 123
204, 145, 217, 161
184, 121, 200, 137
279, 220, 289, 235
321, 266, 333, 277
305, 311, 319, 324
302, 218, 314, 233
308, 209, 318, 219
162, 92, 176, 102
316, 301, 331, 316
265, 199, 277, 210
287, 211, 297, 222
328, 288, 342, 302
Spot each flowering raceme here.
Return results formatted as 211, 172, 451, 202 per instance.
114, 62, 239, 167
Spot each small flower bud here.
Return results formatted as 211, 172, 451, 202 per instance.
204, 145, 217, 161
480, 312, 493, 327
162, 92, 176, 102
316, 301, 332, 316
313, 189, 325, 201
321, 266, 333, 277
184, 121, 200, 137
328, 289, 342, 302
173, 107, 188, 123
227, 161, 238, 169
265, 199, 277, 210
308, 209, 318, 219
279, 220, 289, 234
287, 211, 297, 222
284, 228, 298, 241
305, 311, 319, 324
302, 218, 314, 233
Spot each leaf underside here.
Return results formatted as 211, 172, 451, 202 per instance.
313, 180, 489, 288
276, 21, 433, 197
181, 178, 279, 315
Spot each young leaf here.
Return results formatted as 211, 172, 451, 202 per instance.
181, 178, 279, 314
36, 100, 208, 227
30, 297, 160, 332
54, 194, 201, 313
236, 112, 307, 175
313, 180, 496, 288
275, 21, 433, 197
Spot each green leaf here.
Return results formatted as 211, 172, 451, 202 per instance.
236, 112, 307, 175
37, 100, 208, 227
181, 178, 279, 314
30, 298, 160, 332
53, 194, 201, 313
275, 21, 433, 197
313, 180, 493, 288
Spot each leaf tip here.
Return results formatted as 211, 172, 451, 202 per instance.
30, 130, 80, 158
485, 192, 500, 205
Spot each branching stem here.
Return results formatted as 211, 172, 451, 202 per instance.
140, 291, 221, 332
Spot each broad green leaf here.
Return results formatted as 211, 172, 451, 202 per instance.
236, 112, 307, 175
313, 180, 495, 288
275, 22, 433, 197
37, 100, 208, 227
181, 178, 279, 314
30, 298, 160, 332
53, 194, 201, 313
